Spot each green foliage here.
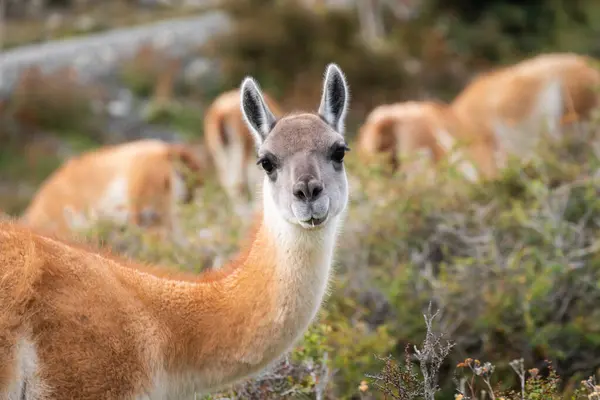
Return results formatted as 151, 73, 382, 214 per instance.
205, 0, 410, 115
142, 100, 205, 139
85, 176, 243, 274
321, 294, 396, 398
369, 333, 597, 400
0, 146, 61, 185
367, 309, 454, 400
0, 146, 63, 214
119, 44, 175, 98
336, 126, 600, 398
3, 68, 99, 139
420, 0, 600, 63
120, 64, 157, 99
208, 0, 600, 121
452, 358, 568, 400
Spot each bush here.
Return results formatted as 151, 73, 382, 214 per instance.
120, 44, 182, 99
366, 309, 599, 400
419, 0, 600, 63
207, 0, 600, 131
334, 123, 600, 397
142, 100, 205, 139
3, 66, 102, 141
204, 0, 412, 121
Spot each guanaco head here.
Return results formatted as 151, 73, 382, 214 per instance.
376, 101, 489, 182
359, 102, 442, 171
357, 104, 400, 170
240, 64, 350, 230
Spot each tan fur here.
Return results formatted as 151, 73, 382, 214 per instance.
0, 215, 277, 398
357, 101, 498, 180
0, 73, 350, 397
204, 89, 284, 202
451, 52, 600, 163
21, 139, 204, 238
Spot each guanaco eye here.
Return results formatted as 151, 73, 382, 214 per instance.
259, 158, 275, 173
331, 146, 349, 163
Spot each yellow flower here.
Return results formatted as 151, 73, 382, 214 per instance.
454, 395, 464, 400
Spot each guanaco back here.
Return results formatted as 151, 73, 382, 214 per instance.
451, 52, 600, 165
21, 139, 205, 238
357, 101, 498, 181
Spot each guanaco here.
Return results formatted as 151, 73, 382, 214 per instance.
204, 88, 284, 204
21, 139, 205, 238
451, 52, 600, 166
0, 64, 351, 398
357, 101, 498, 182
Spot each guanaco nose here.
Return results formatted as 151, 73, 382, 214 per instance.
293, 175, 323, 202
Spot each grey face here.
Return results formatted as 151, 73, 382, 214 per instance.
240, 64, 350, 230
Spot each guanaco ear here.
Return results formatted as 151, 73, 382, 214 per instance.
240, 77, 277, 147
318, 63, 350, 135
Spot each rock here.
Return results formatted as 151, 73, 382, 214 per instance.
182, 0, 213, 8
107, 88, 135, 118
0, 12, 230, 96
403, 58, 422, 76
137, 0, 175, 8
183, 58, 211, 85
182, 57, 221, 95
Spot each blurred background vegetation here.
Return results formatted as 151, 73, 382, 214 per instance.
2, 0, 600, 398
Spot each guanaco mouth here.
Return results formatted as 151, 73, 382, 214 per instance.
299, 215, 327, 229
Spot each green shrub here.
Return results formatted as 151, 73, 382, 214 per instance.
120, 44, 177, 99
335, 124, 600, 398
367, 312, 597, 400
4, 66, 100, 140
419, 0, 600, 64
205, 0, 411, 119
207, 0, 600, 132
142, 100, 205, 139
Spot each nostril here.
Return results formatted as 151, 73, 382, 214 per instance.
293, 188, 306, 200
293, 182, 308, 200
294, 178, 323, 201
308, 180, 323, 199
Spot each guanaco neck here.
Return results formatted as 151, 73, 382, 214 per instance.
120, 181, 343, 391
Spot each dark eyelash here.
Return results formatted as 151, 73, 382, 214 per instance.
256, 154, 276, 165
332, 144, 351, 155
